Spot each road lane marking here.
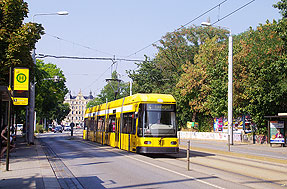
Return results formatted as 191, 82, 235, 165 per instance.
125, 155, 225, 189
81, 141, 225, 189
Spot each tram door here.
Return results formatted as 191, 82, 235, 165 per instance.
115, 118, 120, 148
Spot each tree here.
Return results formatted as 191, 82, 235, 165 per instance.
97, 71, 130, 103
35, 60, 69, 124
178, 35, 228, 119
0, 0, 44, 85
52, 103, 70, 124
128, 56, 164, 94
128, 26, 228, 130
86, 97, 102, 108
273, 0, 287, 18
233, 21, 287, 131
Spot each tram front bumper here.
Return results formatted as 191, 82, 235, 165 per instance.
136, 146, 179, 154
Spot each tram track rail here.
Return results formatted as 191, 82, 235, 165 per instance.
39, 138, 84, 189
163, 149, 287, 188
76, 138, 287, 188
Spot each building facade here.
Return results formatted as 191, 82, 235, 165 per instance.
62, 90, 93, 126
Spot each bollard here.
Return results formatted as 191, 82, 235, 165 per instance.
230, 134, 232, 152
187, 140, 190, 171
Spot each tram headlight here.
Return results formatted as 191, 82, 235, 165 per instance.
171, 141, 177, 145
144, 141, 151, 144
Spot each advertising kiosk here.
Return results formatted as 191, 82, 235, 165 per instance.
265, 113, 287, 147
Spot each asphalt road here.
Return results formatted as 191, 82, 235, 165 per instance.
37, 131, 287, 189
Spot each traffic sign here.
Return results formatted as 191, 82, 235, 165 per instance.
12, 97, 28, 106
14, 68, 29, 91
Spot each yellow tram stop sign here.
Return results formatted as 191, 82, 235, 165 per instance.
13, 68, 29, 105
14, 68, 29, 91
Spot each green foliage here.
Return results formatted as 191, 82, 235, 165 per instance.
52, 103, 70, 124
128, 26, 229, 130
128, 56, 165, 93
35, 60, 69, 124
127, 20, 287, 133
178, 35, 228, 119
97, 71, 130, 103
273, 0, 287, 18
35, 124, 44, 133
0, 0, 44, 85
86, 97, 102, 108
233, 21, 287, 129
197, 116, 213, 132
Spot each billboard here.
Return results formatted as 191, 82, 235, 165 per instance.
270, 121, 285, 144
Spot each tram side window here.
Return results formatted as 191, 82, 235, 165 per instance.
94, 116, 98, 131
108, 116, 116, 132
97, 116, 105, 132
90, 117, 95, 131
122, 113, 136, 134
84, 118, 88, 130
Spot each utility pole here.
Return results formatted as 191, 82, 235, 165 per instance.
130, 81, 132, 96
27, 49, 36, 144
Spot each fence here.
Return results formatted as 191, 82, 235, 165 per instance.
178, 131, 268, 144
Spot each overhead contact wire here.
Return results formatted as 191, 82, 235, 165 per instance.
125, 0, 228, 58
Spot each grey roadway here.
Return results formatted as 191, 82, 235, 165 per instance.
36, 131, 287, 188
39, 133, 233, 189
2, 129, 286, 188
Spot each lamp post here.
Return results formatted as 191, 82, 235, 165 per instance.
201, 22, 233, 145
27, 11, 68, 144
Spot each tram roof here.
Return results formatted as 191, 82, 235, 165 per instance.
86, 93, 175, 114
123, 93, 175, 105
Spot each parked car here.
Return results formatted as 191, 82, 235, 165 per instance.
54, 126, 63, 133
64, 125, 71, 131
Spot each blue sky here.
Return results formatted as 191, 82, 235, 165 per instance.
25, 0, 281, 96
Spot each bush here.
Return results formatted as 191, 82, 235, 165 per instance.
35, 124, 44, 133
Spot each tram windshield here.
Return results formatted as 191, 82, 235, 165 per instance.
138, 104, 177, 137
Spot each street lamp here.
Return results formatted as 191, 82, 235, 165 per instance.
201, 22, 233, 145
32, 11, 69, 22
27, 11, 69, 144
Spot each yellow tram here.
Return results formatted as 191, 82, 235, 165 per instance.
83, 93, 179, 153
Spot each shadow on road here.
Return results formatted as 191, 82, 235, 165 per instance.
143, 148, 215, 159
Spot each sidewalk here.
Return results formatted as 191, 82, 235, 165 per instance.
0, 136, 60, 189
